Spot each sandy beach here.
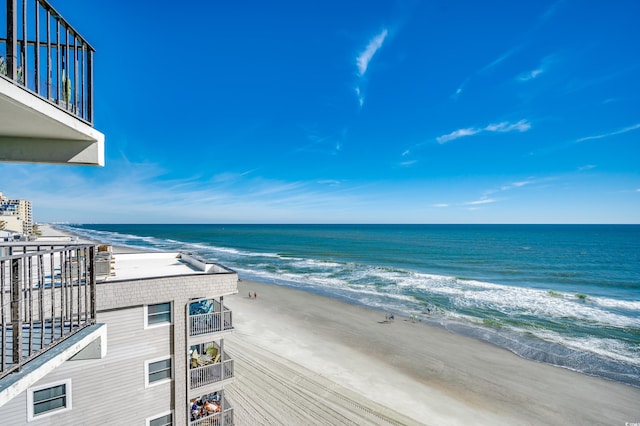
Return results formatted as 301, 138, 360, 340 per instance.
36, 224, 142, 254
37, 224, 640, 425
225, 279, 640, 426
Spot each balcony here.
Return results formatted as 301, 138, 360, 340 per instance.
190, 391, 234, 426
0, 0, 104, 166
188, 299, 234, 339
0, 243, 96, 378
190, 342, 234, 391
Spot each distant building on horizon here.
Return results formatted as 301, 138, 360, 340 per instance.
0, 192, 33, 236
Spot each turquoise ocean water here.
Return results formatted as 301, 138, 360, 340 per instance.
59, 224, 640, 387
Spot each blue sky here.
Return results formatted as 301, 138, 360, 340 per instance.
2, 0, 639, 223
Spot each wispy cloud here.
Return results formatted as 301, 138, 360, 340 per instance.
499, 180, 534, 191
0, 162, 369, 223
298, 126, 346, 155
451, 79, 469, 100
487, 177, 556, 198
453, 1, 565, 99
436, 119, 531, 144
465, 177, 549, 208
317, 179, 341, 187
356, 29, 388, 77
517, 54, 557, 82
464, 198, 497, 205
354, 28, 388, 107
433, 203, 449, 208
436, 128, 480, 143
603, 97, 621, 104
452, 46, 522, 98
576, 123, 640, 143
480, 46, 521, 74
354, 87, 364, 107
578, 164, 596, 171
518, 68, 543, 82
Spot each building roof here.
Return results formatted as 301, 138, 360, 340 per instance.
104, 251, 234, 282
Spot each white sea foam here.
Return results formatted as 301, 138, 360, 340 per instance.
239, 255, 638, 330
523, 328, 640, 367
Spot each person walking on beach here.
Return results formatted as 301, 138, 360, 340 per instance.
248, 291, 252, 299
254, 291, 257, 299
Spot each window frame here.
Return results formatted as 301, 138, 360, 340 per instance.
144, 302, 172, 329
27, 379, 72, 421
145, 356, 173, 388
146, 410, 173, 426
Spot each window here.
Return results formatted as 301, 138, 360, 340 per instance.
145, 302, 171, 327
27, 380, 72, 421
147, 411, 173, 426
146, 357, 172, 386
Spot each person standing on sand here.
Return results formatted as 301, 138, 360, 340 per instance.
248, 291, 252, 299
254, 291, 257, 299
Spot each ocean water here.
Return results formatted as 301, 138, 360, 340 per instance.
59, 224, 640, 387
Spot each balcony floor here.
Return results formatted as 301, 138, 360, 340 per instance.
1, 322, 83, 375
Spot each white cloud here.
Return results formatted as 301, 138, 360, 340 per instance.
451, 81, 467, 100
436, 128, 480, 144
517, 54, 557, 83
433, 203, 449, 208
317, 179, 341, 187
517, 68, 543, 81
485, 120, 531, 132
436, 119, 531, 144
500, 180, 534, 191
464, 198, 496, 205
355, 87, 364, 107
576, 123, 640, 143
356, 29, 388, 77
578, 164, 596, 171
480, 46, 520, 73
354, 28, 388, 108
454, 46, 522, 98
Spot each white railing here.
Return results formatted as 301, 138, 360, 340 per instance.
189, 310, 233, 336
190, 357, 234, 389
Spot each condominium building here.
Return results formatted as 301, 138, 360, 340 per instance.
0, 245, 238, 425
0, 194, 33, 235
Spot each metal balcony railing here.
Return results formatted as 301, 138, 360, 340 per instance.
1, 0, 95, 124
0, 243, 96, 378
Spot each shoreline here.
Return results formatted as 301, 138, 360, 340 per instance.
36, 224, 145, 254
226, 278, 640, 425
40, 224, 640, 424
